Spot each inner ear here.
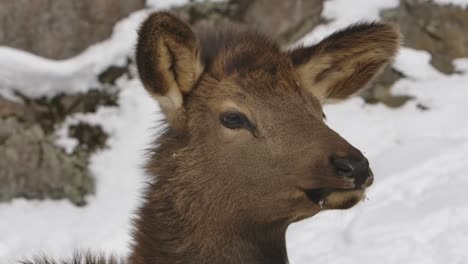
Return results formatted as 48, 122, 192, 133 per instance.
136, 12, 203, 129
290, 22, 400, 103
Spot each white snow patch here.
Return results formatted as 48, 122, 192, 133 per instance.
393, 48, 444, 80
55, 124, 80, 154
454, 58, 468, 73
146, 0, 190, 9
146, 0, 227, 9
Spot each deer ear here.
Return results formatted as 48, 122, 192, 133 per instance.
290, 23, 400, 103
136, 12, 203, 129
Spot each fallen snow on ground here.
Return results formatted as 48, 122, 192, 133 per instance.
1, 0, 468, 263
287, 62, 468, 264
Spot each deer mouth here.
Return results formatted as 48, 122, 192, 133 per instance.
301, 171, 373, 210
304, 188, 366, 210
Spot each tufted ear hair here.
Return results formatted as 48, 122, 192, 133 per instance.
136, 12, 203, 129
289, 22, 400, 104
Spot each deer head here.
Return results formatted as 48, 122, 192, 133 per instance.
132, 12, 400, 264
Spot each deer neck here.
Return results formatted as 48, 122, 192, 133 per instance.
130, 179, 290, 264
129, 131, 290, 263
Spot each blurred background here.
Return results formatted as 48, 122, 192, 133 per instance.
0, 0, 467, 263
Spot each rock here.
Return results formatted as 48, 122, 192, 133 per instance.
98, 64, 129, 85
172, 0, 324, 45
0, 88, 117, 205
381, 0, 468, 73
364, 0, 468, 105
242, 0, 323, 45
0, 118, 94, 206
361, 67, 413, 108
14, 89, 119, 133
173, 0, 241, 30
68, 123, 108, 152
0, 0, 145, 59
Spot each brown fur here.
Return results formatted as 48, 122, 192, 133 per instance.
290, 22, 400, 102
136, 12, 203, 130
21, 252, 123, 264
26, 12, 400, 264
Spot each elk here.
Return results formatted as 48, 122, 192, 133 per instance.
25, 11, 399, 264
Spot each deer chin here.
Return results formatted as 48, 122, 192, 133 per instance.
305, 188, 366, 210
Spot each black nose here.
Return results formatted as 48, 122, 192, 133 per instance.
331, 155, 370, 187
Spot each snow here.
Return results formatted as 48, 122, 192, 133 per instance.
287, 69, 468, 264
1, 0, 468, 263
393, 48, 444, 80
293, 0, 399, 49
146, 0, 227, 9
0, 10, 146, 100
454, 58, 468, 73
146, 0, 190, 9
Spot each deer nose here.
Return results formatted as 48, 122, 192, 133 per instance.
331, 155, 370, 187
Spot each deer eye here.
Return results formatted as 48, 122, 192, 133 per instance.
220, 112, 250, 130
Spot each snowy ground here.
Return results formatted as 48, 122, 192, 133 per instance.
1, 0, 468, 263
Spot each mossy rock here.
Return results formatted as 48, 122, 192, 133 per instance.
0, 118, 95, 206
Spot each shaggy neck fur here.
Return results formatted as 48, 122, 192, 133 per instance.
128, 129, 290, 264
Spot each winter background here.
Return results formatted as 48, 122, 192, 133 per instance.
1, 0, 468, 263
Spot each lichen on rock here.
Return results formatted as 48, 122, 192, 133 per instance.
0, 118, 94, 206
0, 84, 118, 205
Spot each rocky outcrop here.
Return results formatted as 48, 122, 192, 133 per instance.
0, 87, 119, 205
381, 0, 468, 74
0, 118, 94, 206
173, 0, 324, 45
361, 0, 468, 106
362, 67, 412, 108
0, 0, 145, 59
